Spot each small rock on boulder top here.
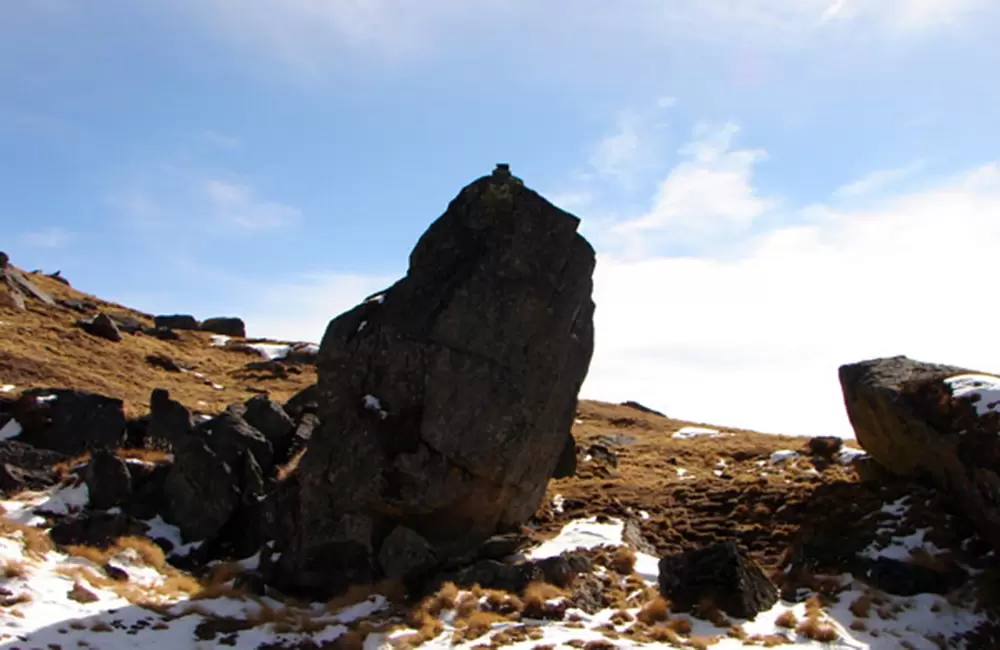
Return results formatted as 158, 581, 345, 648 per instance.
201, 317, 246, 338
275, 165, 596, 596
154, 314, 200, 330
658, 541, 779, 619
839, 355, 1000, 552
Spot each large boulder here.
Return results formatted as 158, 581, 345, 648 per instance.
84, 448, 133, 510
658, 541, 779, 619
76, 313, 123, 342
161, 436, 241, 542
12, 389, 126, 456
274, 166, 596, 596
154, 314, 200, 330
839, 356, 1000, 550
201, 317, 246, 338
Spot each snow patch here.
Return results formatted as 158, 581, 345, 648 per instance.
0, 418, 22, 440
672, 426, 725, 439
839, 446, 867, 463
1, 384, 15, 393
525, 517, 624, 560
209, 334, 231, 346
944, 373, 1000, 416
770, 449, 800, 464
362, 394, 389, 420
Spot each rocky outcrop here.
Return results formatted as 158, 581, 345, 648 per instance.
658, 541, 779, 619
154, 314, 200, 330
274, 166, 596, 596
84, 448, 133, 510
839, 355, 1000, 551
76, 313, 123, 342
201, 317, 246, 338
12, 389, 126, 456
0, 252, 56, 309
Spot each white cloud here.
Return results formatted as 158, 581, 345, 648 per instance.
19, 227, 73, 249
612, 122, 774, 243
582, 161, 1000, 438
204, 179, 301, 230
834, 160, 926, 198
589, 111, 643, 185
241, 271, 398, 341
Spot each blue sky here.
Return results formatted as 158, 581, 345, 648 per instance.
3, 0, 1000, 437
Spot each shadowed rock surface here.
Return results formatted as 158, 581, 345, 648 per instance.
839, 355, 1000, 551
274, 167, 596, 596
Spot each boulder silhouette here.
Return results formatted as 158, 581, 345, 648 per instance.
274, 166, 596, 596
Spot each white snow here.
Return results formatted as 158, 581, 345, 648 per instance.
525, 517, 624, 559
0, 418, 22, 440
362, 394, 389, 420
244, 342, 320, 361
1, 384, 15, 393
551, 494, 565, 514
209, 334, 231, 346
944, 374, 1000, 416
770, 449, 800, 464
36, 394, 57, 403
143, 516, 204, 557
839, 446, 867, 463
673, 425, 725, 439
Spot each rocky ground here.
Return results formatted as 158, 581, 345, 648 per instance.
1, 167, 998, 649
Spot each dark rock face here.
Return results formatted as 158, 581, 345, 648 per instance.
13, 389, 126, 456
148, 389, 194, 446
861, 557, 961, 596
76, 313, 123, 342
154, 314, 200, 330
0, 440, 68, 471
241, 396, 294, 458
806, 436, 843, 457
283, 385, 319, 421
109, 313, 144, 334
145, 353, 183, 373
0, 464, 57, 493
658, 541, 779, 619
275, 168, 596, 596
196, 412, 274, 476
143, 326, 181, 341
201, 317, 247, 338
162, 437, 240, 542
50, 511, 149, 548
551, 434, 578, 479
620, 401, 666, 418
84, 448, 133, 510
839, 356, 1000, 551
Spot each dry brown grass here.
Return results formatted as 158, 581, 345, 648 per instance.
452, 610, 509, 643
521, 581, 566, 620
0, 591, 33, 607
610, 546, 636, 574
0, 519, 54, 559
0, 269, 315, 419
775, 610, 798, 629
636, 596, 670, 625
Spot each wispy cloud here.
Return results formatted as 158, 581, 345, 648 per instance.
202, 130, 241, 149
611, 122, 775, 244
204, 179, 300, 230
834, 160, 926, 198
19, 227, 74, 249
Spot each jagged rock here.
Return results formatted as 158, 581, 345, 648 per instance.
201, 317, 246, 338
154, 314, 200, 330
839, 356, 1000, 551
283, 385, 319, 421
162, 437, 240, 542
622, 518, 658, 556
145, 353, 182, 373
861, 557, 960, 596
806, 436, 843, 457
76, 313, 123, 342
551, 434, 577, 479
658, 541, 779, 619
620, 401, 666, 418
84, 448, 133, 510
108, 313, 144, 334
283, 413, 318, 465
197, 412, 274, 476
0, 463, 56, 493
50, 511, 149, 548
242, 396, 294, 455
125, 461, 171, 520
12, 389, 126, 456
276, 167, 595, 595
143, 326, 180, 341
46, 270, 70, 286
378, 526, 437, 581
0, 439, 68, 471
0, 255, 55, 309
148, 389, 194, 445
585, 444, 618, 468
477, 534, 526, 561
60, 298, 96, 313
279, 344, 319, 366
